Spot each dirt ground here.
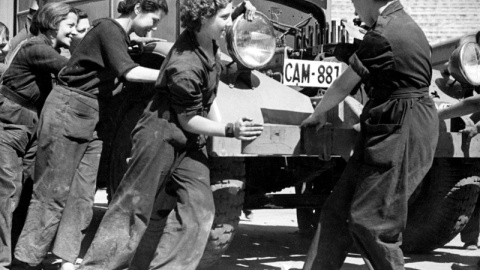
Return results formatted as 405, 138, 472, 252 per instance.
39, 189, 480, 270
210, 208, 480, 270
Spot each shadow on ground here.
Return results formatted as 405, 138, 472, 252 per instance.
36, 204, 480, 270
209, 221, 480, 270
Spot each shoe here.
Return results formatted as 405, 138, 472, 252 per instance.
451, 263, 480, 270
11, 260, 44, 270
60, 261, 76, 270
464, 242, 478, 250
243, 210, 254, 220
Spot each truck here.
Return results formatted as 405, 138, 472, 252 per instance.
7, 0, 480, 268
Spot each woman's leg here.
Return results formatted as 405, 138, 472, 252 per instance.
79, 114, 177, 270
349, 97, 438, 270
129, 186, 176, 270
148, 148, 215, 270
303, 151, 361, 270
0, 125, 30, 269
52, 133, 102, 263
14, 88, 98, 265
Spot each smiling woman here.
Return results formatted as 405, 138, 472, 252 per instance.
0, 2, 77, 269
29, 3, 77, 48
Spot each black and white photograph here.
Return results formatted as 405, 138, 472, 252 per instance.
0, 0, 479, 269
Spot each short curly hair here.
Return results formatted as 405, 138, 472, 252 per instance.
180, 0, 232, 32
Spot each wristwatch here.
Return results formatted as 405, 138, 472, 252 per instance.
225, 123, 235, 138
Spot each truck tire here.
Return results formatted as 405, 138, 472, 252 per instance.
401, 158, 480, 253
295, 181, 321, 236
294, 160, 344, 236
198, 179, 245, 269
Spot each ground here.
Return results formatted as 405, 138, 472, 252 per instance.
211, 209, 480, 270
39, 188, 480, 270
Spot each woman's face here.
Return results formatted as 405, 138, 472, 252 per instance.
132, 5, 165, 37
70, 17, 90, 52
200, 3, 234, 42
74, 17, 91, 40
55, 12, 77, 48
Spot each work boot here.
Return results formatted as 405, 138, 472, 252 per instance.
451, 263, 480, 270
243, 209, 254, 220
11, 259, 44, 270
463, 241, 478, 250
60, 260, 76, 270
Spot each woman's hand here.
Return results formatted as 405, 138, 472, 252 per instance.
243, 0, 256, 21
461, 121, 480, 139
128, 37, 167, 55
234, 117, 263, 140
300, 113, 329, 130
131, 36, 167, 44
128, 40, 144, 55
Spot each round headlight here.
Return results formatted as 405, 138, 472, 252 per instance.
226, 12, 276, 69
448, 42, 480, 86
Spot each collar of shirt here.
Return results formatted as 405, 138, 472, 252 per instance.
92, 17, 131, 44
185, 29, 219, 72
37, 33, 52, 44
380, 0, 403, 17
31, 33, 58, 52
367, 0, 403, 31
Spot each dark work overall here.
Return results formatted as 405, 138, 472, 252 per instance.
14, 18, 138, 265
303, 87, 439, 270
0, 33, 68, 268
79, 95, 214, 270
303, 2, 438, 269
0, 86, 37, 270
14, 85, 101, 264
79, 29, 219, 270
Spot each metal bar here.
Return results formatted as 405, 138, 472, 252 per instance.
331, 20, 336, 44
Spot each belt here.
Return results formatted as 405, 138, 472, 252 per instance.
0, 85, 37, 112
369, 86, 429, 101
56, 67, 97, 100
55, 84, 97, 100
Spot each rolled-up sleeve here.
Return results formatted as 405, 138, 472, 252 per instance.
168, 70, 204, 118
349, 30, 394, 79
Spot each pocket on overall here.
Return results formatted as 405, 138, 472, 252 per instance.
163, 122, 187, 150
64, 96, 99, 142
361, 100, 409, 168
0, 95, 22, 122
1, 124, 31, 155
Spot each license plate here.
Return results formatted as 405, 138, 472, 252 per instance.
283, 59, 343, 88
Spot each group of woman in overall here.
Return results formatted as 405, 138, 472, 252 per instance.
0, 0, 478, 269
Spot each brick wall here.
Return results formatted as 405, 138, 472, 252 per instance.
331, 0, 480, 45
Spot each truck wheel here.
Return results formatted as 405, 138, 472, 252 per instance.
294, 163, 341, 237
295, 181, 322, 236
198, 179, 245, 269
402, 158, 480, 253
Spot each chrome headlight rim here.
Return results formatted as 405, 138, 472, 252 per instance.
448, 42, 480, 86
226, 11, 276, 69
